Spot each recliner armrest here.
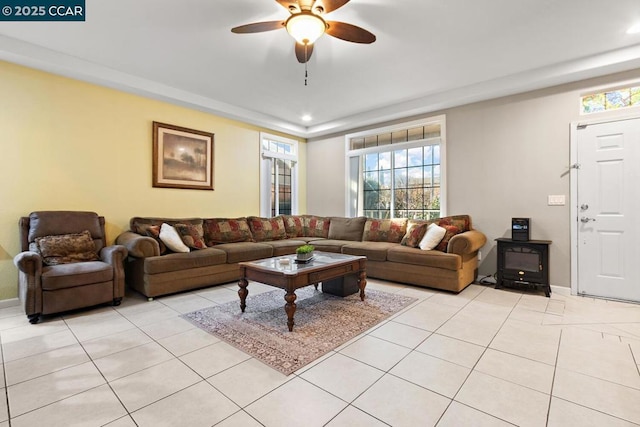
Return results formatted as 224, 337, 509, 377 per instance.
13, 251, 43, 276
116, 231, 159, 258
100, 245, 128, 266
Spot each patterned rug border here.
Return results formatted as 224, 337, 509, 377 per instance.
182, 287, 417, 375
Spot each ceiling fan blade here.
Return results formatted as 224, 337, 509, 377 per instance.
231, 21, 285, 34
275, 0, 301, 13
295, 42, 314, 63
316, 0, 350, 13
326, 21, 376, 43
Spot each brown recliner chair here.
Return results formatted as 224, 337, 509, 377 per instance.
13, 211, 128, 324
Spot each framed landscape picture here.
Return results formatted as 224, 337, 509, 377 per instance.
152, 121, 214, 190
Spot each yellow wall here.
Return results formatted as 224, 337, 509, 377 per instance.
0, 60, 306, 300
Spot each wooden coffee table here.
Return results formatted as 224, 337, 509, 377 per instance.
238, 252, 367, 332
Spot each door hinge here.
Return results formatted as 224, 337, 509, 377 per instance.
577, 124, 588, 130
570, 163, 581, 169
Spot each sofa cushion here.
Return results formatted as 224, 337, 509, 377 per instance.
159, 223, 190, 253
328, 217, 367, 241
304, 216, 330, 238
362, 218, 408, 243
419, 223, 447, 250
144, 247, 227, 275
41, 261, 113, 290
435, 225, 462, 252
400, 222, 428, 248
35, 230, 100, 266
260, 239, 307, 256
247, 216, 287, 242
387, 245, 461, 271
174, 223, 207, 250
282, 215, 305, 238
342, 242, 398, 262
212, 242, 273, 263
305, 239, 350, 253
203, 218, 254, 246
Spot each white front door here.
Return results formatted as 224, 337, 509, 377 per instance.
575, 118, 640, 301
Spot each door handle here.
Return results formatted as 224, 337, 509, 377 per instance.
580, 217, 596, 223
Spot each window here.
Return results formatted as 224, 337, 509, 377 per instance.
581, 84, 640, 114
346, 116, 445, 219
260, 133, 298, 217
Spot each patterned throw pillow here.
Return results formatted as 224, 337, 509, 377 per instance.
35, 230, 100, 266
145, 225, 168, 254
437, 215, 470, 233
282, 215, 305, 238
362, 218, 408, 243
174, 223, 207, 250
303, 216, 330, 238
435, 225, 462, 252
203, 218, 254, 246
247, 216, 287, 242
400, 222, 428, 248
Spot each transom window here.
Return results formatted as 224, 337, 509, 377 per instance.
346, 116, 446, 220
581, 84, 640, 114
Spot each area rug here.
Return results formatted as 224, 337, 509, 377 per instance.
182, 287, 417, 375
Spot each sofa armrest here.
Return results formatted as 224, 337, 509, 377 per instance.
116, 231, 159, 258
14, 251, 43, 277
447, 230, 487, 256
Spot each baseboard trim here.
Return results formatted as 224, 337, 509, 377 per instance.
0, 298, 20, 309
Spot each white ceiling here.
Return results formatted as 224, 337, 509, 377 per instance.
2, 0, 640, 139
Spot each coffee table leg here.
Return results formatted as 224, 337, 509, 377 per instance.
358, 270, 367, 301
238, 278, 248, 312
284, 291, 297, 332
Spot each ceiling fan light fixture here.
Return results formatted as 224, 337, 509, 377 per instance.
286, 12, 326, 45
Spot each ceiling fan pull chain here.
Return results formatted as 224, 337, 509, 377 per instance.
304, 44, 309, 86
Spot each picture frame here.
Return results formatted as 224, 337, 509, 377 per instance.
152, 121, 214, 190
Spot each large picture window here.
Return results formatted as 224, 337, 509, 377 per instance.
260, 133, 298, 217
346, 116, 445, 219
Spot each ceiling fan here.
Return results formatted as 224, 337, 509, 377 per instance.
231, 0, 376, 64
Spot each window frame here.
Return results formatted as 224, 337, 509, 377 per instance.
344, 115, 447, 218
259, 132, 299, 217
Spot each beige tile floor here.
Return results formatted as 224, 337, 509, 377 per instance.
0, 279, 639, 426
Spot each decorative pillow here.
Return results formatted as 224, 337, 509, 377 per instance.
145, 225, 168, 255
400, 222, 428, 248
418, 223, 447, 250
247, 216, 287, 242
362, 218, 408, 243
304, 216, 330, 238
435, 225, 462, 252
159, 223, 190, 253
437, 215, 471, 233
35, 230, 100, 266
203, 218, 254, 246
174, 223, 207, 250
282, 215, 305, 238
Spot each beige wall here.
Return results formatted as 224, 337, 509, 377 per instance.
0, 61, 306, 300
308, 69, 640, 288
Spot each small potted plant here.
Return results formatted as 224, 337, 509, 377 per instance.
295, 244, 315, 262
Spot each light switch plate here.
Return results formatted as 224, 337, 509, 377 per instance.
548, 195, 565, 206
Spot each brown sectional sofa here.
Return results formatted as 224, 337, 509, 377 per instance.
116, 214, 486, 299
